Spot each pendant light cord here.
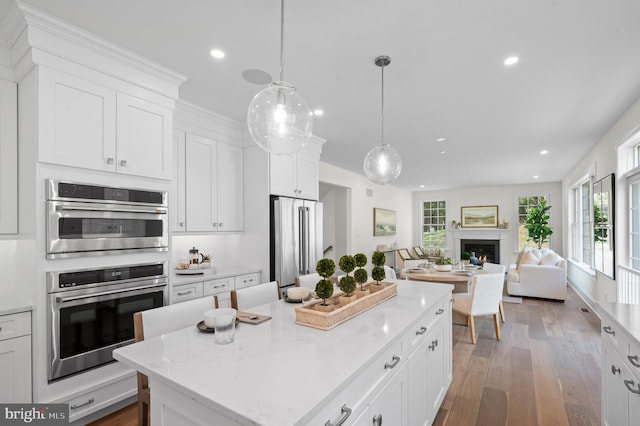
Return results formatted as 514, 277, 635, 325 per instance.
279, 0, 285, 82
380, 63, 384, 147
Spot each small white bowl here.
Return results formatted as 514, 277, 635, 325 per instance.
203, 310, 216, 328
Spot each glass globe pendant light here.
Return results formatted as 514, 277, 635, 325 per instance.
363, 56, 402, 185
247, 0, 313, 155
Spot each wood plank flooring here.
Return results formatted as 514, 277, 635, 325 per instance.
89, 285, 601, 426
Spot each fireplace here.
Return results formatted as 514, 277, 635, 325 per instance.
461, 239, 500, 264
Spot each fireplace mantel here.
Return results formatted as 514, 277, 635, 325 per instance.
451, 228, 511, 265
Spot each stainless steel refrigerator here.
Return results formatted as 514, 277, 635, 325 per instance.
271, 196, 323, 295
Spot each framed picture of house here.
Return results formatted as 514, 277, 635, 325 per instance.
373, 208, 396, 236
461, 205, 498, 228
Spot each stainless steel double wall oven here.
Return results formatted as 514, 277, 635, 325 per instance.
45, 180, 169, 382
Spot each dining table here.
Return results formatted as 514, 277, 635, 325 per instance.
403, 267, 487, 293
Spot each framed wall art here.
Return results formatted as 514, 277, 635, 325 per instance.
461, 205, 498, 228
373, 208, 396, 236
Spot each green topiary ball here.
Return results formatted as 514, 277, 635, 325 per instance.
354, 268, 368, 285
354, 253, 367, 268
339, 275, 356, 295
371, 266, 386, 282
315, 279, 334, 302
372, 251, 386, 266
316, 258, 335, 279
339, 255, 356, 273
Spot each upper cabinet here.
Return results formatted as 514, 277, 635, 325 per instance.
175, 132, 243, 233
0, 78, 17, 234
38, 67, 173, 180
270, 137, 325, 200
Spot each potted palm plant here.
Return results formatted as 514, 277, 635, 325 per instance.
524, 198, 553, 249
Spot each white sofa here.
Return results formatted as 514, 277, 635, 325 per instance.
506, 249, 567, 301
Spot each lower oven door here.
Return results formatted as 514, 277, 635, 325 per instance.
48, 282, 166, 382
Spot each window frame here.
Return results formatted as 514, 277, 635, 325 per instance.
515, 194, 552, 252
568, 172, 595, 272
421, 200, 446, 249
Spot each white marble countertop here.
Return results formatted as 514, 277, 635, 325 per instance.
0, 294, 33, 316
598, 301, 640, 345
114, 280, 453, 425
171, 267, 261, 286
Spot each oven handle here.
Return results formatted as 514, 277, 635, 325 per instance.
55, 283, 166, 303
55, 204, 167, 215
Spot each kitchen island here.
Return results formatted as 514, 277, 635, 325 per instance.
113, 280, 453, 425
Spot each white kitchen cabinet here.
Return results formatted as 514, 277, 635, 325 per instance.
171, 129, 186, 232
38, 67, 172, 179
270, 143, 321, 200
170, 282, 204, 304
0, 78, 17, 233
184, 133, 243, 232
203, 277, 233, 308
369, 362, 408, 426
0, 311, 32, 403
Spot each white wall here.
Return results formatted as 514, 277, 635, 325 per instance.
412, 182, 563, 265
562, 94, 640, 306
319, 162, 414, 266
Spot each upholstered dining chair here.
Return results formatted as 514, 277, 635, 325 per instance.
384, 265, 397, 280
230, 280, 281, 310
133, 296, 216, 426
452, 273, 505, 344
482, 262, 507, 322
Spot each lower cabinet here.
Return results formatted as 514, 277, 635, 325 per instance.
0, 311, 32, 403
170, 272, 260, 306
602, 332, 640, 426
368, 362, 409, 426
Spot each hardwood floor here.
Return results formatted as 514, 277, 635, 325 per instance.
89, 285, 601, 426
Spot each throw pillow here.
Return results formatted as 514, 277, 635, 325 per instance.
515, 247, 529, 268
540, 251, 559, 266
518, 250, 540, 267
530, 249, 542, 261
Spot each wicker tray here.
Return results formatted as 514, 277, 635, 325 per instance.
294, 282, 397, 330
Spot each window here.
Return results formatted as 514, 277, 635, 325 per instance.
422, 201, 446, 248
569, 176, 593, 267
630, 178, 640, 269
517, 195, 550, 249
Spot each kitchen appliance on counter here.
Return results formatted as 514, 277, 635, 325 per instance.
271, 196, 323, 296
47, 262, 168, 382
46, 179, 168, 259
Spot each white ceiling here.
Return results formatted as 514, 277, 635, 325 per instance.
4, 0, 640, 190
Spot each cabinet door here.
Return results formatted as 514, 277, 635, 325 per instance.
426, 324, 446, 423
216, 143, 243, 231
171, 130, 186, 232
408, 336, 428, 426
297, 149, 319, 200
38, 68, 117, 172
171, 283, 204, 304
185, 134, 217, 231
602, 338, 629, 426
116, 93, 172, 179
269, 153, 297, 197
0, 335, 32, 402
0, 78, 17, 233
369, 362, 408, 426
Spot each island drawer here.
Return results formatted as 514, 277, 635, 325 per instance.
0, 311, 31, 341
402, 298, 446, 357
235, 273, 259, 290
307, 338, 403, 425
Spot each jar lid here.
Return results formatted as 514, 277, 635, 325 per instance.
189, 246, 198, 254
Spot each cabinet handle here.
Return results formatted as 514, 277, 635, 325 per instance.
611, 365, 621, 375
416, 326, 427, 335
436, 308, 444, 315
624, 379, 640, 394
629, 355, 640, 368
324, 404, 352, 426
106, 157, 114, 165
70, 397, 95, 410
219, 222, 223, 228
384, 355, 400, 370
429, 340, 439, 351
179, 222, 184, 227
213, 223, 218, 227
603, 326, 615, 335
177, 291, 192, 296
373, 414, 382, 426
120, 160, 127, 167
213, 285, 225, 289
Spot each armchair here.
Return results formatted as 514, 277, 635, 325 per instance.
506, 249, 567, 301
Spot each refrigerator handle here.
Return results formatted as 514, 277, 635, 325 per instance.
301, 206, 309, 274
298, 207, 305, 274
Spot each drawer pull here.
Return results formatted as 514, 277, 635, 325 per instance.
611, 365, 621, 375
106, 157, 114, 165
177, 291, 192, 296
436, 308, 444, 315
603, 326, 615, 335
384, 355, 400, 370
629, 355, 640, 368
373, 414, 383, 426
120, 160, 127, 167
70, 397, 95, 410
324, 404, 352, 426
624, 379, 640, 394
416, 326, 427, 335
213, 285, 225, 289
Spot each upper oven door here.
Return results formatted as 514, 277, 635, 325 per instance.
47, 201, 168, 259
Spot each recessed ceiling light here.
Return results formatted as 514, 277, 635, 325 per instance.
420, 184, 424, 188
440, 150, 446, 154
533, 175, 539, 179
436, 137, 446, 142
540, 150, 549, 155
313, 109, 324, 116
210, 49, 225, 59
504, 56, 519, 66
